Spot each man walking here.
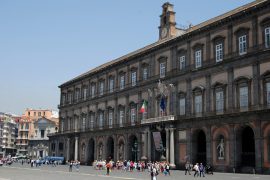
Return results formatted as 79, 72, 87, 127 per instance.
185, 161, 191, 175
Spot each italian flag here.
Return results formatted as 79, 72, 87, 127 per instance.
140, 100, 147, 113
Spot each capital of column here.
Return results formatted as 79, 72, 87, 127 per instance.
75, 136, 79, 140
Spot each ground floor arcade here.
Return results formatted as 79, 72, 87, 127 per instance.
49, 113, 270, 174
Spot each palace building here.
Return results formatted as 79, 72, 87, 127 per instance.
49, 0, 270, 173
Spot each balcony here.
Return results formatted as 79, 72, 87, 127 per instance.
141, 115, 175, 124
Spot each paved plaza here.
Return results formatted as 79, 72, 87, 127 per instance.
0, 163, 269, 180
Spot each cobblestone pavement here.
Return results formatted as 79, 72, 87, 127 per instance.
0, 163, 269, 180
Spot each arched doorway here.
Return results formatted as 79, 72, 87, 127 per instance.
128, 135, 138, 161
87, 139, 95, 165
192, 130, 206, 164
106, 137, 114, 161
241, 126, 255, 167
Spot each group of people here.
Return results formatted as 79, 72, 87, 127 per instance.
67, 160, 81, 172
185, 161, 213, 177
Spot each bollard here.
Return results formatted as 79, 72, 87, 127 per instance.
253, 168, 255, 175
233, 168, 235, 174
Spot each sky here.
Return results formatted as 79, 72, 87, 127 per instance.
0, 0, 254, 115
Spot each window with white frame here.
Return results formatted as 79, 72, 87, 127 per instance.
108, 110, 113, 128
160, 62, 166, 78
130, 107, 136, 125
99, 81, 104, 96
267, 82, 270, 105
239, 86, 248, 108
216, 43, 223, 62
195, 95, 202, 114
239, 35, 247, 55
62, 94, 66, 105
90, 114, 94, 129
216, 90, 224, 113
179, 97, 186, 115
91, 85, 95, 98
109, 78, 114, 93
179, 56, 186, 70
99, 112, 104, 129
68, 92, 72, 104
265, 27, 270, 48
119, 109, 124, 127
131, 71, 137, 86
75, 89, 80, 102
83, 88, 87, 101
143, 68, 148, 80
195, 50, 202, 68
120, 75, 125, 90
82, 117, 86, 131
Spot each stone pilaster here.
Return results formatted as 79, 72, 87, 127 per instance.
169, 128, 176, 168
75, 136, 79, 161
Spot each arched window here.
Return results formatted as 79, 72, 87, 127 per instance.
193, 86, 205, 115
130, 103, 137, 126
118, 106, 125, 127
178, 92, 186, 116
234, 77, 251, 111
212, 82, 227, 114
234, 27, 249, 55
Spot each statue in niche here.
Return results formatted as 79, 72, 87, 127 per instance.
119, 143, 124, 160
217, 138, 225, 159
99, 144, 103, 159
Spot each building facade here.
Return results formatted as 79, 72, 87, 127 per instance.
17, 109, 58, 156
49, 0, 270, 173
0, 113, 17, 157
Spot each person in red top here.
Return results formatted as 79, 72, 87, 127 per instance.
106, 161, 111, 175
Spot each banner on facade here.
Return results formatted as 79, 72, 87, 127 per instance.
152, 132, 163, 151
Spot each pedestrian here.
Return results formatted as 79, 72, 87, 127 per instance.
193, 163, 199, 177
165, 163, 170, 176
185, 161, 191, 175
69, 161, 73, 172
199, 163, 205, 177
106, 161, 111, 175
152, 166, 158, 180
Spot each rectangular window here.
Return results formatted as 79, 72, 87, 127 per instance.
267, 82, 270, 105
179, 97, 186, 115
195, 95, 202, 114
160, 62, 166, 78
143, 68, 148, 80
61, 121, 64, 132
195, 50, 202, 68
91, 85, 95, 98
239, 35, 247, 55
90, 114, 94, 129
62, 94, 66, 105
216, 43, 223, 62
82, 117, 86, 131
38, 112, 41, 116
83, 88, 87, 101
68, 92, 72, 104
239, 86, 248, 108
216, 91, 224, 113
120, 75, 125, 90
41, 130, 45, 138
109, 78, 114, 93
99, 82, 104, 96
108, 111, 113, 128
131, 72, 137, 86
99, 113, 103, 129
179, 56, 186, 70
130, 108, 136, 126
34, 112, 36, 116
265, 27, 270, 48
119, 110, 124, 127
75, 89, 80, 102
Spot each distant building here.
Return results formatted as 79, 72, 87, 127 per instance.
0, 113, 17, 157
28, 117, 58, 158
17, 109, 59, 157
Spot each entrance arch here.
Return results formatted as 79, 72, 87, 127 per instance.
128, 135, 138, 161
106, 137, 114, 161
192, 130, 207, 164
241, 126, 255, 167
87, 138, 95, 165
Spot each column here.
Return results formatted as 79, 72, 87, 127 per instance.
169, 128, 176, 168
141, 131, 147, 160
166, 128, 170, 162
147, 129, 151, 161
74, 136, 79, 161
66, 138, 70, 161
